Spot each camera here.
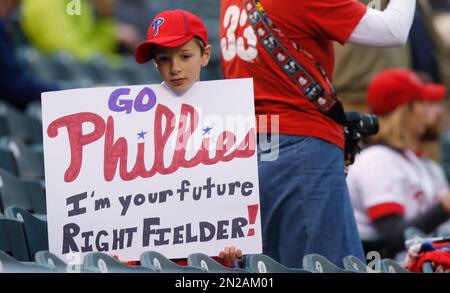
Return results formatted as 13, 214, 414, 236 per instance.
344, 111, 379, 141
344, 111, 379, 166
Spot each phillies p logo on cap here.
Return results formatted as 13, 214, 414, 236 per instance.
134, 10, 209, 64
152, 17, 165, 36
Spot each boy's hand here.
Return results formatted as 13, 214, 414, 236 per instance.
218, 246, 243, 261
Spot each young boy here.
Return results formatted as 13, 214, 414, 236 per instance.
135, 9, 211, 95
134, 9, 242, 266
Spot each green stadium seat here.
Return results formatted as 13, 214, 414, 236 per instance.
5, 206, 48, 259
245, 253, 310, 273
140, 251, 205, 273
303, 254, 351, 273
188, 253, 248, 273
83, 252, 157, 273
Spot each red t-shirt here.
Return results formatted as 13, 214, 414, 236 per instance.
220, 0, 367, 148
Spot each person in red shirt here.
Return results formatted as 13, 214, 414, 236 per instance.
220, 0, 417, 268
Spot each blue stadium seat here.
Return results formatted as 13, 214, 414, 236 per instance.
140, 251, 205, 273
188, 253, 248, 273
147, 0, 220, 19
5, 206, 48, 259
379, 259, 411, 273
437, 223, 450, 238
121, 56, 162, 85
0, 251, 56, 273
343, 255, 373, 273
22, 179, 46, 213
35, 251, 94, 273
200, 62, 223, 81
16, 47, 55, 83
303, 254, 351, 273
83, 252, 158, 273
245, 254, 310, 273
0, 168, 46, 214
0, 149, 18, 176
0, 215, 30, 261
0, 137, 45, 180
82, 56, 126, 85
34, 251, 70, 273
0, 101, 42, 145
48, 52, 87, 83
422, 261, 434, 273
26, 101, 42, 123
404, 227, 427, 241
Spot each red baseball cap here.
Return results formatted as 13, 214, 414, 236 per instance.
367, 69, 447, 115
134, 10, 208, 64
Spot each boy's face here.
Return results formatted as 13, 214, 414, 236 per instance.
153, 39, 211, 95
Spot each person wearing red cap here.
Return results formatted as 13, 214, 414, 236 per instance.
220, 0, 418, 268
346, 68, 450, 260
133, 9, 242, 267
135, 9, 211, 95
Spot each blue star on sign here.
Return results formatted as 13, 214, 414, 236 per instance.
137, 130, 147, 140
202, 126, 213, 135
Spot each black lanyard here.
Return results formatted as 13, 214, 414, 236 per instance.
242, 0, 347, 126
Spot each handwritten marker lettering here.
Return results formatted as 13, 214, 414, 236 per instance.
108, 87, 157, 114
47, 104, 256, 182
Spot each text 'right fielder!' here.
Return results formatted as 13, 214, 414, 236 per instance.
220, 0, 417, 268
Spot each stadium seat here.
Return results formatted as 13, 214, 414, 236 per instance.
0, 216, 30, 261
404, 227, 427, 241
187, 253, 249, 273
302, 254, 351, 273
200, 62, 223, 81
5, 206, 48, 258
148, 0, 220, 19
48, 52, 85, 82
436, 223, 450, 238
34, 251, 70, 273
343, 255, 374, 273
22, 180, 46, 214
245, 254, 310, 273
16, 47, 55, 83
422, 261, 434, 273
0, 149, 18, 176
83, 252, 158, 273
140, 251, 205, 273
26, 101, 42, 123
82, 56, 126, 85
0, 168, 46, 214
0, 251, 56, 273
0, 101, 42, 144
34, 251, 94, 273
0, 137, 45, 180
379, 259, 411, 273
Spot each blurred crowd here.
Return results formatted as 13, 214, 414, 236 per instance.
0, 0, 222, 106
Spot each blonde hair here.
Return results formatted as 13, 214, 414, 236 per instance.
367, 103, 413, 149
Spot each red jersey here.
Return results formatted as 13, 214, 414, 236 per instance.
220, 0, 367, 148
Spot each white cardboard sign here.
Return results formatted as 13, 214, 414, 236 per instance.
42, 79, 262, 263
